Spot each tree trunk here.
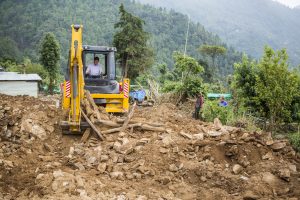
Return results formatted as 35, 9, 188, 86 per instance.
49, 76, 54, 95
124, 56, 128, 78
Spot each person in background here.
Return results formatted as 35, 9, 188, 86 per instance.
86, 56, 102, 78
219, 95, 228, 107
194, 93, 204, 119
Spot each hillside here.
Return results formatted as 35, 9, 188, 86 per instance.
0, 0, 242, 77
137, 0, 300, 66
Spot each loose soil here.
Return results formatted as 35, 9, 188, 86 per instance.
0, 94, 299, 200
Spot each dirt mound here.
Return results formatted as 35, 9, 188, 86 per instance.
0, 95, 300, 199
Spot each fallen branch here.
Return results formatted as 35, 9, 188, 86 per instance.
116, 118, 164, 127
85, 90, 102, 120
120, 101, 137, 133
102, 123, 165, 134
141, 124, 165, 132
81, 108, 104, 140
94, 119, 120, 127
102, 123, 142, 134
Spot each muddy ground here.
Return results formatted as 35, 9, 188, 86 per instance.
0, 94, 299, 200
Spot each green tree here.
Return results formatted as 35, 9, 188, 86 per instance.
157, 63, 174, 84
255, 46, 298, 130
232, 54, 258, 110
0, 37, 21, 62
233, 46, 299, 131
39, 33, 60, 94
198, 45, 227, 77
173, 52, 203, 82
113, 4, 154, 79
162, 52, 205, 102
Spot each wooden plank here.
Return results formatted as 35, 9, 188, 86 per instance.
81, 128, 91, 143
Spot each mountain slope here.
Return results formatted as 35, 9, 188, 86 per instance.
138, 0, 300, 65
0, 0, 242, 77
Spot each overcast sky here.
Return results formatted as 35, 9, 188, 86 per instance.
274, 0, 300, 7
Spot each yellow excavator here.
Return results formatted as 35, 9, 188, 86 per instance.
60, 24, 130, 133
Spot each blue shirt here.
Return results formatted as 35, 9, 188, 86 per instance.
219, 101, 228, 107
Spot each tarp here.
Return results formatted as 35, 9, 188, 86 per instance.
207, 93, 232, 99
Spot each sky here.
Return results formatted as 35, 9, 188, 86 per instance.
273, 0, 300, 7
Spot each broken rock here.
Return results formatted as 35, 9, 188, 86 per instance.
243, 190, 259, 200
97, 163, 107, 173
271, 142, 286, 151
279, 168, 290, 182
179, 131, 193, 139
232, 164, 243, 174
213, 118, 223, 130
110, 171, 124, 179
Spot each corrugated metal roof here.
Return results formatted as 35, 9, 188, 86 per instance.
0, 72, 42, 81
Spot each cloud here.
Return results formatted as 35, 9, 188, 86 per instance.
273, 0, 300, 8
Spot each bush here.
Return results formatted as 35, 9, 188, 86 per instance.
202, 100, 234, 124
288, 132, 300, 152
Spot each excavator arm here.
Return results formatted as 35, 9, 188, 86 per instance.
62, 24, 84, 132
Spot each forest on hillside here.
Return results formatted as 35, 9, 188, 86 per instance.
138, 0, 300, 66
0, 0, 242, 78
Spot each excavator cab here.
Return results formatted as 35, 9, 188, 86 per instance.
82, 46, 120, 104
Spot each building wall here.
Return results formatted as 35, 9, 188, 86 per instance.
0, 81, 38, 97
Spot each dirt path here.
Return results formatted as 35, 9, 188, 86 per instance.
0, 94, 299, 199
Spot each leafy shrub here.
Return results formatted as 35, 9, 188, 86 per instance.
202, 100, 233, 124
288, 132, 300, 152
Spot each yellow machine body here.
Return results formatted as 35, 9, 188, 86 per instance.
62, 24, 130, 133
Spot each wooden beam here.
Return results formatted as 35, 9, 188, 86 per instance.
120, 102, 137, 133
81, 108, 104, 141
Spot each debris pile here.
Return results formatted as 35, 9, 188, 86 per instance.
0, 94, 300, 199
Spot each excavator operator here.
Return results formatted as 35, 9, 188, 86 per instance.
85, 56, 103, 78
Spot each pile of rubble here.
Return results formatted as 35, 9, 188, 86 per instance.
0, 94, 299, 199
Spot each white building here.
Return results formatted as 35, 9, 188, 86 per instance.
0, 72, 42, 97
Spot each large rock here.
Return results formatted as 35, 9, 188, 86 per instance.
214, 118, 222, 130
51, 170, 76, 193
21, 119, 47, 140
270, 142, 286, 151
